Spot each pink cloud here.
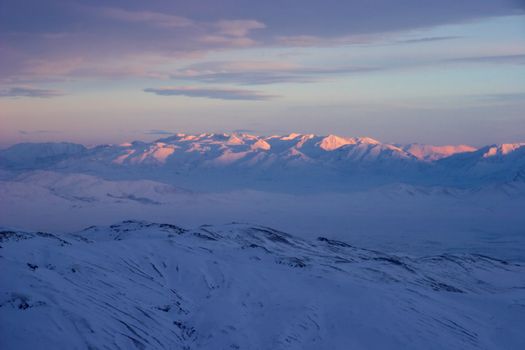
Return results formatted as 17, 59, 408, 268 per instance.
214, 20, 266, 37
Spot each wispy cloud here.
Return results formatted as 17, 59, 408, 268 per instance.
0, 87, 64, 98
445, 54, 525, 65
395, 36, 460, 44
170, 61, 379, 85
275, 34, 379, 47
18, 129, 61, 135
144, 86, 276, 100
100, 8, 194, 28
98, 7, 264, 49
0, 6, 267, 83
471, 93, 525, 103
0, 1, 522, 87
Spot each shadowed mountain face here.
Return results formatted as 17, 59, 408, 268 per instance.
1, 220, 524, 349
0, 133, 523, 191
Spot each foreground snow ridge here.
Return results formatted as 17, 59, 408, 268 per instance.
1, 221, 524, 349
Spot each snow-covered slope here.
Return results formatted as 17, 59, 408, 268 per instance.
1, 220, 524, 349
2, 170, 525, 261
0, 142, 86, 169
4, 170, 185, 205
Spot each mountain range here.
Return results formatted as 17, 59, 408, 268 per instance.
1, 133, 524, 191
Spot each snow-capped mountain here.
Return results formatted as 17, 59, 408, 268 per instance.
1, 133, 523, 190
401, 143, 477, 161
0, 142, 87, 169
434, 142, 525, 185
1, 220, 523, 349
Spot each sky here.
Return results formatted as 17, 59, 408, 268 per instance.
0, 0, 524, 147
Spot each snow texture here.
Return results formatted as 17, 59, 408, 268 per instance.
1, 221, 524, 349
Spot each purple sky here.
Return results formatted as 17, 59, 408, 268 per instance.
0, 0, 524, 146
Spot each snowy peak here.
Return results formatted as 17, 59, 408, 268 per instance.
280, 132, 303, 141
251, 139, 271, 151
481, 143, 525, 158
318, 134, 356, 151
353, 136, 381, 145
